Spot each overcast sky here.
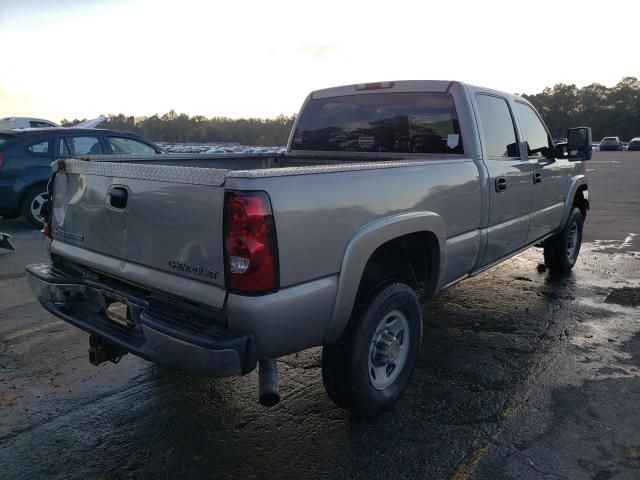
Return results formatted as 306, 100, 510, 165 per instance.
1, 0, 638, 121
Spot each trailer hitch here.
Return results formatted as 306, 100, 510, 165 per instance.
88, 335, 127, 366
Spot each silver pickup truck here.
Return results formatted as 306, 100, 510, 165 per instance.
27, 81, 592, 417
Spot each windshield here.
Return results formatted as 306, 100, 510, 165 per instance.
291, 92, 463, 154
602, 137, 617, 142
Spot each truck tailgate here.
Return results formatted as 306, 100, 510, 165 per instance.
50, 159, 228, 305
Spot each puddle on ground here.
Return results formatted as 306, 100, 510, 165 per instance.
605, 287, 640, 307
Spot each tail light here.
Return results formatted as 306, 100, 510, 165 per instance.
0, 154, 5, 169
224, 190, 278, 294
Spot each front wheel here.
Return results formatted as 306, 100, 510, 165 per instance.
543, 207, 584, 274
321, 281, 422, 418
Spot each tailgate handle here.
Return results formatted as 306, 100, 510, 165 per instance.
107, 186, 128, 209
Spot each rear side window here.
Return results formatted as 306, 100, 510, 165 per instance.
107, 136, 156, 154
26, 140, 52, 155
515, 102, 553, 158
476, 94, 519, 159
60, 136, 103, 156
291, 92, 463, 154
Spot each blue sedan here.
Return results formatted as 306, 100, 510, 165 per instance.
0, 128, 162, 227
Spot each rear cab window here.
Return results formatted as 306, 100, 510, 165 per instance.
107, 136, 157, 154
291, 92, 463, 154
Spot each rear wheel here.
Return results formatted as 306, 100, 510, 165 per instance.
321, 281, 422, 418
21, 185, 48, 229
543, 207, 584, 274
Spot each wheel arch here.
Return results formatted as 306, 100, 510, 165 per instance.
324, 212, 446, 343
19, 180, 48, 209
561, 175, 588, 227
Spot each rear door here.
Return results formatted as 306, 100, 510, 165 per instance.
514, 101, 568, 243
475, 94, 533, 265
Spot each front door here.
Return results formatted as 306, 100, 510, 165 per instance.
514, 101, 568, 243
475, 94, 533, 265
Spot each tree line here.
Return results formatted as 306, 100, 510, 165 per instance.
61, 77, 640, 145
61, 111, 296, 146
520, 77, 640, 141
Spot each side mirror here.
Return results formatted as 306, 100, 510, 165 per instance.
553, 142, 568, 158
567, 127, 592, 161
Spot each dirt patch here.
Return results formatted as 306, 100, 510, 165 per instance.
0, 390, 17, 408
605, 287, 640, 307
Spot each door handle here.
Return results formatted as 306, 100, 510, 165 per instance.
533, 172, 542, 184
107, 186, 128, 209
495, 177, 507, 192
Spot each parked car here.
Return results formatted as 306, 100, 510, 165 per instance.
0, 117, 58, 129
27, 81, 592, 418
628, 137, 640, 151
0, 128, 163, 227
599, 136, 623, 151
621, 142, 629, 151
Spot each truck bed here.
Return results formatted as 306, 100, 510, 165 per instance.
78, 152, 352, 171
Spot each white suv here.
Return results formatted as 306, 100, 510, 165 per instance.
0, 117, 58, 129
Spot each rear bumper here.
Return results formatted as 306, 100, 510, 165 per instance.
26, 263, 256, 377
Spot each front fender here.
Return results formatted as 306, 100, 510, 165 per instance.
561, 175, 588, 227
324, 212, 446, 343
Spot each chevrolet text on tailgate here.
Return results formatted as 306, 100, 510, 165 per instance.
27, 81, 592, 417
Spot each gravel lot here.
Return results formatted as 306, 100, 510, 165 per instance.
1, 151, 639, 479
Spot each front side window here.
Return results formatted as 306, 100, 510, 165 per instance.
291, 92, 463, 154
26, 140, 51, 155
107, 137, 156, 155
515, 102, 553, 158
61, 136, 103, 155
476, 94, 519, 159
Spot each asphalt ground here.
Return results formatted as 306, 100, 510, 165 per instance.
0, 151, 638, 479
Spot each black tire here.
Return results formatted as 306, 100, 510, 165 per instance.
321, 281, 422, 418
20, 185, 48, 229
543, 207, 584, 274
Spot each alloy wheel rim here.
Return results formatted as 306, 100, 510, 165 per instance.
30, 192, 48, 223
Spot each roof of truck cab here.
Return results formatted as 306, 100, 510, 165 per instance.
310, 80, 524, 102
311, 80, 457, 99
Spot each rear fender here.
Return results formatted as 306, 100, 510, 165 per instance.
324, 212, 446, 343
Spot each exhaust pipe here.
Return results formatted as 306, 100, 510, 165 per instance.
258, 358, 280, 407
